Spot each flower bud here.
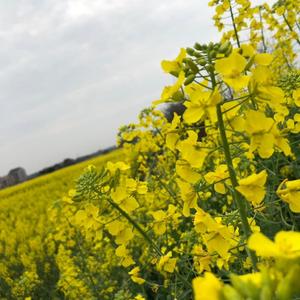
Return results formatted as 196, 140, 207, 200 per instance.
197, 58, 207, 66
219, 41, 231, 53
208, 42, 214, 50
210, 50, 217, 59
224, 43, 233, 56
170, 71, 180, 77
184, 74, 196, 86
194, 42, 202, 50
187, 60, 199, 73
186, 47, 195, 56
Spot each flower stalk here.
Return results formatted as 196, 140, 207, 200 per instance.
216, 102, 257, 269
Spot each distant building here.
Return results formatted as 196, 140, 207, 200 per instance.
8, 168, 27, 182
0, 167, 27, 189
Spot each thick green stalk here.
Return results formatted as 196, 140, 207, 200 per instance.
216, 103, 257, 268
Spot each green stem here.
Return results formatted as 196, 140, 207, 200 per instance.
229, 0, 241, 48
216, 103, 257, 269
106, 196, 162, 255
283, 14, 300, 46
105, 196, 192, 288
259, 6, 267, 53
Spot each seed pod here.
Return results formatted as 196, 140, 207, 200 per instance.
184, 74, 196, 86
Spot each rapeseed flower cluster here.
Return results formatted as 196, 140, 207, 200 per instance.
0, 0, 299, 299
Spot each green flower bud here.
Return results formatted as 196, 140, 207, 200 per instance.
210, 50, 217, 59
219, 41, 231, 53
184, 74, 196, 86
197, 58, 207, 66
194, 42, 202, 50
170, 70, 180, 77
172, 90, 184, 102
206, 65, 214, 73
225, 43, 233, 56
186, 47, 195, 56
214, 43, 221, 50
244, 55, 255, 72
187, 60, 199, 73
193, 51, 202, 58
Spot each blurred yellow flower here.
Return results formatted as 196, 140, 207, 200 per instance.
248, 231, 300, 259
193, 272, 223, 300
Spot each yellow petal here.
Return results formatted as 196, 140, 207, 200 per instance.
248, 232, 281, 257
193, 273, 223, 300
254, 53, 273, 66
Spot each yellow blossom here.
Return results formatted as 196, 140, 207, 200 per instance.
176, 160, 201, 184
106, 161, 130, 174
293, 88, 300, 107
236, 170, 267, 206
157, 252, 177, 273
248, 231, 300, 259
215, 52, 250, 90
244, 110, 275, 158
193, 272, 223, 300
277, 179, 300, 212
129, 267, 145, 285
161, 48, 186, 74
204, 164, 229, 194
254, 53, 273, 66
153, 71, 185, 105
183, 89, 221, 124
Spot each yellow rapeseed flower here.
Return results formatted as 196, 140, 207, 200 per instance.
236, 170, 267, 206
128, 267, 145, 285
293, 88, 300, 107
248, 231, 300, 259
193, 272, 223, 300
215, 52, 250, 90
277, 179, 300, 213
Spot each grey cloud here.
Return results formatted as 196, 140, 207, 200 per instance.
3, 0, 262, 174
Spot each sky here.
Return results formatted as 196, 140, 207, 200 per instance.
0, 0, 273, 175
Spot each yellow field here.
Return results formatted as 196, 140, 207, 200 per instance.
1, 0, 300, 298
0, 149, 122, 299
0, 149, 122, 202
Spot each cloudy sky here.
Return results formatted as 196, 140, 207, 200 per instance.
0, 0, 272, 175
